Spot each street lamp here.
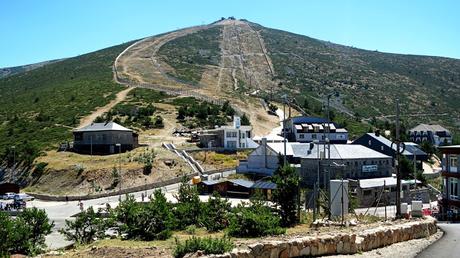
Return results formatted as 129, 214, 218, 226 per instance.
116, 143, 121, 200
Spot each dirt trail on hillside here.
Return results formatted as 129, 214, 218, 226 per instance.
113, 19, 280, 135
78, 87, 133, 128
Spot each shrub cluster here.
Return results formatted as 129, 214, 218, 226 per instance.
0, 208, 54, 256
173, 236, 234, 258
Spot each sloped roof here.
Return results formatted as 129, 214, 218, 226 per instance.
74, 122, 132, 132
302, 144, 390, 160
290, 116, 329, 124
252, 181, 277, 190
228, 179, 254, 188
410, 123, 450, 133
364, 133, 413, 155
359, 177, 420, 189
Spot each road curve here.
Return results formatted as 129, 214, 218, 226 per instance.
417, 223, 460, 258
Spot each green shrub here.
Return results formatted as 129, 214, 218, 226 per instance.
0, 208, 54, 256
174, 177, 203, 229
272, 164, 300, 227
59, 206, 111, 245
115, 191, 175, 240
173, 236, 234, 258
227, 198, 285, 237
201, 192, 231, 232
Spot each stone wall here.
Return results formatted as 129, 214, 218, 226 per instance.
208, 218, 437, 258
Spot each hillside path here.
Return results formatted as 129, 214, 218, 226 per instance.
78, 86, 133, 128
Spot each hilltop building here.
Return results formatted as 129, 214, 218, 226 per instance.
438, 145, 460, 220
199, 116, 257, 150
285, 116, 348, 143
72, 122, 139, 155
409, 124, 452, 147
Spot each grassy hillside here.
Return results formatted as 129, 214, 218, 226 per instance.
0, 42, 131, 164
157, 26, 222, 84
252, 23, 460, 125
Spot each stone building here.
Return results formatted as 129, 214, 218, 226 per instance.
72, 122, 139, 155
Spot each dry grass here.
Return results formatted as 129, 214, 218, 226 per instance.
191, 150, 251, 170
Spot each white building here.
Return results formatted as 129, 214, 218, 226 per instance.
199, 116, 257, 149
286, 116, 348, 143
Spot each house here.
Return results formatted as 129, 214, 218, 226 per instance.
352, 132, 428, 169
409, 124, 452, 146
73, 122, 139, 155
299, 144, 393, 187
285, 116, 348, 143
438, 145, 460, 220
236, 138, 281, 176
349, 177, 425, 207
197, 178, 276, 199
199, 116, 257, 149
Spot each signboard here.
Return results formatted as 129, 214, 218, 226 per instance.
362, 165, 378, 172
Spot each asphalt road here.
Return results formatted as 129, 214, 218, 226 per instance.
417, 223, 460, 258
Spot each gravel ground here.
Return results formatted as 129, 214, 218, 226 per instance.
331, 229, 443, 258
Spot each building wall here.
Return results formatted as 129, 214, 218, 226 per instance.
294, 131, 348, 143
224, 128, 251, 149
300, 157, 393, 187
73, 131, 137, 154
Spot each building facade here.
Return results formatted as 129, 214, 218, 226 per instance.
199, 116, 256, 149
439, 145, 460, 219
73, 122, 138, 155
286, 116, 348, 143
299, 144, 393, 187
352, 132, 428, 169
409, 124, 452, 146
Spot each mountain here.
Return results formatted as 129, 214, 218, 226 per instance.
1, 18, 459, 165
0, 59, 64, 79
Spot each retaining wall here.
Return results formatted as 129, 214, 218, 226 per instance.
208, 218, 437, 258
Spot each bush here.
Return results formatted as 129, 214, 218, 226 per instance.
0, 208, 54, 256
227, 197, 285, 237
174, 177, 202, 229
201, 192, 231, 232
115, 191, 175, 240
173, 236, 234, 258
59, 206, 111, 245
272, 164, 300, 226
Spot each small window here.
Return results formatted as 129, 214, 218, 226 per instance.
381, 146, 384, 151
368, 140, 372, 146
312, 134, 317, 139
299, 134, 304, 139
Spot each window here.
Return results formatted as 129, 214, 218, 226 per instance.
368, 140, 372, 146
299, 134, 304, 139
227, 141, 237, 148
451, 155, 458, 168
312, 134, 317, 139
226, 131, 237, 138
381, 146, 384, 151
450, 178, 459, 198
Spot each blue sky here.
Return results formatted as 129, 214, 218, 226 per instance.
1, 0, 459, 67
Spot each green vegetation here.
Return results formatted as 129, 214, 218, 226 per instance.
0, 208, 54, 256
272, 164, 300, 227
104, 88, 170, 130
158, 26, 222, 84
60, 206, 112, 245
227, 196, 285, 237
251, 22, 460, 135
201, 192, 232, 232
171, 97, 231, 128
173, 236, 234, 258
0, 42, 131, 165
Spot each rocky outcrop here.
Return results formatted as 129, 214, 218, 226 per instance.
208, 218, 437, 257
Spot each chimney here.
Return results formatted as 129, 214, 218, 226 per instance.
375, 129, 380, 137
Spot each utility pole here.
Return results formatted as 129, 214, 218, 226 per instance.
395, 99, 402, 219
11, 146, 15, 183
384, 180, 387, 221
282, 94, 288, 166
326, 94, 332, 219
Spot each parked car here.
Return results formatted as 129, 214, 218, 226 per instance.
13, 193, 35, 202
1, 192, 16, 200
